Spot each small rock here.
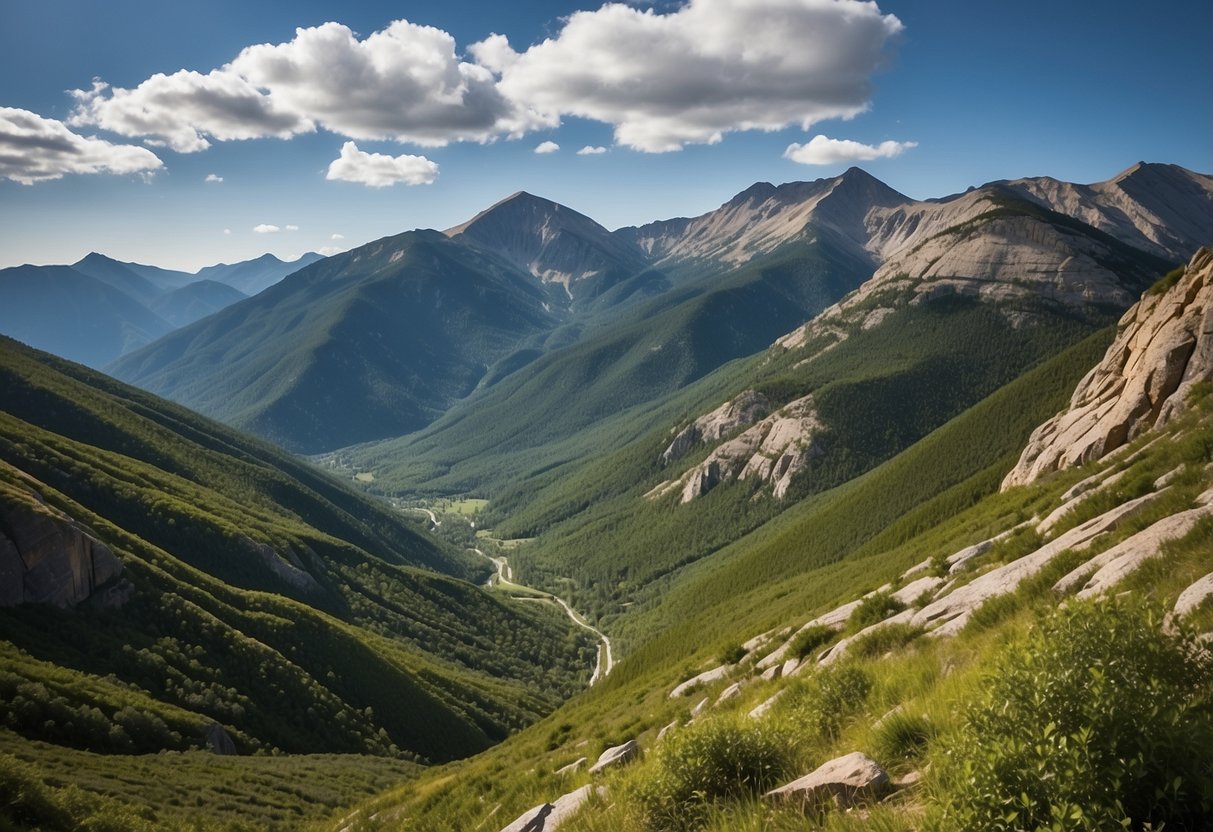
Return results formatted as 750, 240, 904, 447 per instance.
1174, 572, 1213, 619
759, 665, 780, 682
715, 682, 742, 706
689, 697, 710, 720
764, 752, 891, 811
748, 689, 787, 720
656, 721, 679, 743
554, 757, 586, 777
780, 657, 801, 678
588, 740, 639, 775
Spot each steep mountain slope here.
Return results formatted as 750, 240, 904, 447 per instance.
0, 265, 172, 367
0, 336, 595, 768
148, 279, 248, 327
447, 191, 652, 306
70, 252, 175, 305
110, 231, 558, 452
195, 251, 324, 296
340, 251, 1213, 832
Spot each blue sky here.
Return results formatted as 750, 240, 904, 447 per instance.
1, 0, 1209, 271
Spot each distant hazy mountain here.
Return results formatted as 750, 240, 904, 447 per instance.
110, 231, 556, 452
149, 279, 248, 328
196, 251, 324, 296
0, 264, 172, 367
70, 252, 173, 305
446, 191, 651, 305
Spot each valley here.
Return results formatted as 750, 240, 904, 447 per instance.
2, 160, 1212, 832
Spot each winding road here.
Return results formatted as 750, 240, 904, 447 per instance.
472, 547, 613, 685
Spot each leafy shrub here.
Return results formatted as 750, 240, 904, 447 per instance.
849, 592, 906, 632
783, 665, 873, 741
872, 711, 935, 765
718, 644, 747, 666
850, 623, 924, 658
635, 717, 790, 831
931, 598, 1213, 831
787, 625, 836, 660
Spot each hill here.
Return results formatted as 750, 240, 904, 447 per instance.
0, 336, 597, 775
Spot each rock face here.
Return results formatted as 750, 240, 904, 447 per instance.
1003, 248, 1213, 489
1174, 572, 1213, 619
0, 488, 123, 608
588, 740, 639, 774
498, 784, 597, 832
205, 722, 237, 755
764, 752, 890, 811
661, 390, 770, 465
648, 394, 824, 503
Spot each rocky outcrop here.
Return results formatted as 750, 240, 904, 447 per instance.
648, 394, 824, 503
1003, 248, 1213, 489
0, 487, 123, 608
764, 752, 890, 811
205, 722, 237, 755
661, 390, 770, 465
588, 740, 639, 774
669, 664, 731, 699
1174, 572, 1213, 620
499, 784, 598, 832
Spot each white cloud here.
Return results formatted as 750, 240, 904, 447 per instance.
534, 140, 560, 154
223, 228, 232, 235
784, 134, 917, 165
326, 141, 438, 187
69, 20, 548, 153
285, 224, 299, 231
0, 107, 163, 184
481, 0, 903, 152
318, 245, 346, 256
205, 173, 223, 182
254, 224, 281, 233
577, 145, 608, 155
330, 233, 344, 240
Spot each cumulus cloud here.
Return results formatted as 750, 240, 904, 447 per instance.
285, 224, 299, 231
69, 20, 549, 153
0, 107, 163, 184
481, 0, 903, 152
254, 224, 280, 233
784, 134, 916, 165
534, 140, 560, 154
577, 145, 608, 155
326, 141, 439, 187
205, 173, 223, 182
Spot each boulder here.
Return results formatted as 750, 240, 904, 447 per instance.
1072, 506, 1213, 599
588, 740, 639, 775
764, 752, 891, 811
891, 575, 945, 606
554, 757, 586, 777
669, 664, 731, 699
656, 721, 679, 743
499, 784, 597, 832
1174, 572, 1213, 619
758, 665, 780, 682
715, 682, 742, 706
1003, 248, 1213, 489
748, 689, 787, 720
689, 697, 710, 720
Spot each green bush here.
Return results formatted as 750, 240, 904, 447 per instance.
787, 625, 836, 660
635, 717, 790, 831
849, 592, 906, 632
872, 710, 935, 765
718, 644, 747, 666
850, 623, 924, 658
931, 598, 1213, 831
783, 665, 872, 741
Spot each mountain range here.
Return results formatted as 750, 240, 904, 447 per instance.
0, 251, 323, 368
3, 160, 1213, 831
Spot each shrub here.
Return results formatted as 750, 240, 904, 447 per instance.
635, 717, 790, 831
787, 625, 836, 660
930, 598, 1213, 831
784, 665, 873, 741
849, 592, 905, 632
872, 711, 935, 765
718, 644, 747, 666
850, 623, 924, 658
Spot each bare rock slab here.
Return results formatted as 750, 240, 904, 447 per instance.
499, 784, 597, 832
588, 739, 639, 774
764, 752, 891, 811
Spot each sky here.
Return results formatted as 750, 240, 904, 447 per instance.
0, 0, 1210, 271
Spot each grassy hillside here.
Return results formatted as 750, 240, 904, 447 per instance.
340, 334, 1213, 832
0, 337, 596, 769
